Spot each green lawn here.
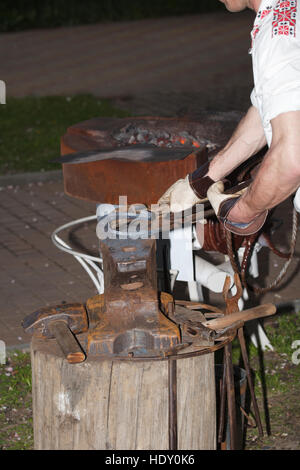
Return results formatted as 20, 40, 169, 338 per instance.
0, 351, 33, 450
234, 311, 300, 395
0, 95, 130, 175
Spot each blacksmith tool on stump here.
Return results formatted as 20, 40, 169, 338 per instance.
22, 304, 88, 364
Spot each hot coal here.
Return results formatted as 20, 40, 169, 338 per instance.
112, 123, 210, 149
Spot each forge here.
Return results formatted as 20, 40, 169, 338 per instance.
60, 115, 236, 205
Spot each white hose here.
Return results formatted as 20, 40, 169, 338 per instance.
51, 215, 104, 294
51, 215, 102, 262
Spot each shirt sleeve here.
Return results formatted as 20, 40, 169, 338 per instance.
258, 3, 300, 122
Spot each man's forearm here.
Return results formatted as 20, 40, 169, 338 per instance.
229, 110, 300, 224
207, 105, 267, 181
155, 106, 267, 214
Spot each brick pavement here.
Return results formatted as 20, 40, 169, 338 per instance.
0, 180, 99, 347
1, 11, 254, 101
0, 10, 299, 348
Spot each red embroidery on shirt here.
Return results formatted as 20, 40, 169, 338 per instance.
272, 0, 297, 36
258, 7, 273, 20
252, 26, 260, 41
251, 6, 273, 45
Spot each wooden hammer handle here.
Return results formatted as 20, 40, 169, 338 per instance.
49, 320, 86, 364
203, 304, 276, 331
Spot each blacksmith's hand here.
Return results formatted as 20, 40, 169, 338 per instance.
207, 181, 268, 235
154, 161, 215, 213
155, 176, 202, 213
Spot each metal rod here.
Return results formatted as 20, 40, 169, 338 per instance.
218, 358, 227, 444
224, 343, 238, 450
168, 358, 178, 450
238, 327, 264, 437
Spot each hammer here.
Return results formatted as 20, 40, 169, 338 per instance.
22, 303, 88, 364
174, 303, 276, 339
203, 303, 276, 330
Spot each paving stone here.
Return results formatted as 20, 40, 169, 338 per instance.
1, 12, 254, 99
0, 180, 99, 345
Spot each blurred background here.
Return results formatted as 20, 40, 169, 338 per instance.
1, 0, 224, 31
0, 0, 254, 174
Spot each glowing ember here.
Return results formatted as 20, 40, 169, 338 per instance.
112, 124, 208, 149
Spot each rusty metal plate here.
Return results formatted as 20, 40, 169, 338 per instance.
56, 144, 195, 165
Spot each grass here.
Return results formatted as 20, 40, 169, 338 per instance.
265, 311, 300, 355
0, 95, 130, 175
228, 311, 300, 396
0, 350, 33, 450
259, 312, 300, 394
228, 311, 300, 450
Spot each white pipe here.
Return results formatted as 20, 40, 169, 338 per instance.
188, 281, 204, 302
169, 225, 194, 282
250, 324, 274, 351
194, 256, 234, 293
169, 269, 179, 292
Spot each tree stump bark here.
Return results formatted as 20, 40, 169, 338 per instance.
31, 337, 216, 450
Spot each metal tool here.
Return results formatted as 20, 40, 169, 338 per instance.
55, 144, 195, 165
22, 303, 88, 364
217, 275, 240, 450
225, 274, 264, 439
218, 274, 266, 449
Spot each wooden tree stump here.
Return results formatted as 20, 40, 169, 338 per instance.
31, 337, 216, 450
